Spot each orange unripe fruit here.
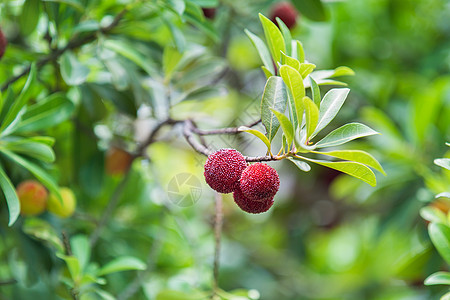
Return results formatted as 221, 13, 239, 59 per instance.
16, 180, 48, 216
47, 187, 76, 218
105, 147, 133, 175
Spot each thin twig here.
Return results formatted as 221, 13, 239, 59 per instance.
0, 279, 16, 286
191, 119, 261, 135
212, 192, 223, 297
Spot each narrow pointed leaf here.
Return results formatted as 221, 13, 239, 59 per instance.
245, 29, 275, 75
434, 158, 450, 171
261, 76, 288, 142
301, 157, 377, 186
429, 223, 450, 265
239, 126, 271, 152
276, 18, 292, 55
261, 66, 273, 78
315, 123, 379, 148
316, 150, 386, 175
259, 14, 286, 64
279, 65, 304, 129
299, 63, 316, 78
420, 207, 448, 224
288, 157, 311, 172
424, 272, 450, 286
296, 40, 305, 63
303, 97, 319, 140
281, 52, 300, 71
0, 165, 20, 226
310, 77, 321, 107
4, 140, 55, 163
97, 256, 146, 276
270, 109, 294, 147
312, 88, 350, 137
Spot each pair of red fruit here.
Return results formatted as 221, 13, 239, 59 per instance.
204, 149, 280, 214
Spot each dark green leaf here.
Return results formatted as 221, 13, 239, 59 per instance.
429, 223, 450, 265
0, 165, 20, 226
19, 0, 41, 36
310, 77, 321, 107
291, 0, 327, 22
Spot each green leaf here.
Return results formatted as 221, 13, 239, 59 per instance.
270, 109, 294, 148
295, 40, 305, 63
259, 14, 286, 64
316, 150, 386, 175
300, 156, 377, 186
261, 66, 273, 78
16, 93, 75, 133
56, 253, 81, 281
276, 18, 292, 55
435, 158, 450, 171
429, 223, 450, 265
19, 0, 40, 36
279, 65, 305, 130
163, 45, 183, 81
0, 165, 20, 226
299, 63, 316, 78
23, 218, 64, 252
420, 207, 448, 224
239, 126, 271, 152
42, 0, 84, 12
3, 139, 55, 163
0, 64, 37, 134
424, 272, 450, 286
71, 235, 90, 272
312, 88, 350, 137
287, 157, 311, 172
315, 123, 379, 148
156, 290, 207, 300
1, 150, 61, 199
281, 52, 300, 71
261, 76, 288, 142
310, 77, 321, 107
436, 192, 450, 199
291, 0, 327, 22
303, 97, 319, 140
97, 256, 146, 276
60, 51, 90, 86
307, 66, 354, 88
180, 86, 224, 103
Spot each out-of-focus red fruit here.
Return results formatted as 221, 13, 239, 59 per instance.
202, 8, 216, 19
105, 147, 133, 176
269, 2, 298, 29
16, 180, 48, 216
0, 29, 7, 59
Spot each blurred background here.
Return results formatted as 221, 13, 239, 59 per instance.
0, 0, 449, 299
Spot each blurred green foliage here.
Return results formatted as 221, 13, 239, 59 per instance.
0, 0, 449, 299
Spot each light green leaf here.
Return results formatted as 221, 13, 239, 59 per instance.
281, 52, 300, 71
276, 18, 292, 55
71, 235, 90, 272
56, 253, 81, 281
261, 76, 288, 142
300, 157, 377, 186
287, 157, 311, 172
312, 88, 350, 137
3, 140, 55, 163
19, 0, 40, 36
156, 290, 207, 300
315, 123, 379, 148
307, 66, 354, 88
279, 65, 305, 129
0, 165, 20, 226
23, 218, 64, 252
270, 109, 294, 148
42, 0, 84, 12
239, 126, 271, 152
295, 40, 305, 63
310, 77, 321, 107
163, 45, 183, 81
424, 272, 450, 286
60, 51, 90, 86
261, 66, 273, 78
259, 14, 286, 64
420, 207, 448, 224
97, 256, 146, 276
316, 150, 385, 175
435, 158, 450, 171
299, 63, 316, 78
429, 223, 450, 265
303, 96, 319, 140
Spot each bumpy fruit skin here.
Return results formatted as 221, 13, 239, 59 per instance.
204, 148, 247, 193
239, 163, 280, 201
16, 180, 48, 216
269, 2, 298, 29
106, 147, 133, 175
233, 187, 274, 214
47, 187, 76, 218
0, 29, 7, 59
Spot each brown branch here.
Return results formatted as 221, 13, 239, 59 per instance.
1, 7, 129, 92
191, 119, 261, 135
212, 192, 223, 297
136, 118, 182, 157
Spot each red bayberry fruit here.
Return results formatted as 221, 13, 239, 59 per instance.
204, 148, 247, 193
202, 8, 216, 19
0, 29, 7, 59
239, 163, 280, 201
233, 186, 274, 214
269, 2, 298, 29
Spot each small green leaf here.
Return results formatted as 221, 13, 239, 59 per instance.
60, 51, 90, 86
279, 65, 305, 129
56, 253, 81, 281
429, 223, 450, 265
261, 76, 288, 142
295, 40, 305, 63
270, 109, 294, 148
261, 66, 273, 78
259, 14, 286, 64
303, 96, 319, 140
0, 165, 20, 226
97, 256, 146, 276
23, 218, 64, 252
300, 157, 377, 186
287, 157, 311, 172
239, 126, 271, 152
163, 45, 183, 81
420, 207, 448, 224
315, 123, 379, 148
310, 77, 321, 107
281, 52, 300, 71
312, 88, 350, 137
276, 18, 292, 55
70, 235, 90, 272
435, 158, 450, 171
307, 66, 354, 88
316, 150, 385, 175
299, 63, 316, 78
424, 272, 450, 286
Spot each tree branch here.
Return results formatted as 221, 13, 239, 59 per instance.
190, 119, 261, 135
